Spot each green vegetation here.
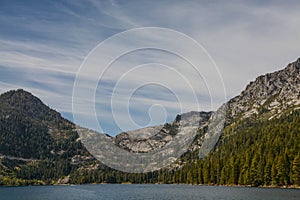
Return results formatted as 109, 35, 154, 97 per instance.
67, 109, 300, 187
0, 89, 299, 187
155, 109, 300, 186
0, 89, 92, 185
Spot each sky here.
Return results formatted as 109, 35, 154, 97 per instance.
0, 0, 300, 136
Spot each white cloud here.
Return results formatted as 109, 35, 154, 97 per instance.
1, 0, 300, 135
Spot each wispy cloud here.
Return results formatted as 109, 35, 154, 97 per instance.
1, 0, 300, 135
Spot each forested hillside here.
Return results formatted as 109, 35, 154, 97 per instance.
0, 89, 94, 185
163, 109, 300, 186
66, 109, 300, 187
0, 58, 300, 187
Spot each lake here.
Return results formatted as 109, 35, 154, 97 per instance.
0, 184, 299, 200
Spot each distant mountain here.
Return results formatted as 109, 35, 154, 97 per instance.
114, 111, 211, 153
0, 58, 300, 187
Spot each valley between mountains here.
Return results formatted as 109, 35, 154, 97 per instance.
0, 58, 300, 187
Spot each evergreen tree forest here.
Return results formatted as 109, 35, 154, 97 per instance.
68, 109, 300, 187
168, 109, 300, 186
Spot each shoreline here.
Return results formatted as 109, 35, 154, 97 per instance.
1, 182, 299, 189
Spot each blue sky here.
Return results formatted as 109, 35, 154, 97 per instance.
1, 0, 300, 135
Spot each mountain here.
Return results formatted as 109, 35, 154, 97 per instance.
0, 89, 76, 159
114, 111, 212, 153
0, 89, 96, 185
0, 89, 211, 185
0, 58, 300, 187
227, 58, 300, 121
176, 58, 300, 186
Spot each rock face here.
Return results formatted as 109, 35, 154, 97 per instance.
227, 58, 300, 121
113, 111, 212, 153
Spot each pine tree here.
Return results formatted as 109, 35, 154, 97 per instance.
276, 153, 290, 186
249, 154, 260, 186
291, 153, 300, 185
264, 162, 272, 185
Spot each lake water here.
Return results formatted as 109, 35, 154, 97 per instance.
0, 184, 299, 200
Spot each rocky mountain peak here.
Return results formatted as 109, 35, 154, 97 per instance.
228, 58, 300, 120
286, 57, 300, 71
113, 111, 212, 153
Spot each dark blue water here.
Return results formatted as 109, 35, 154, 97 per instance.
0, 184, 299, 200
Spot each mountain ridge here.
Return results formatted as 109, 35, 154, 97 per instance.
227, 58, 300, 121
0, 58, 300, 186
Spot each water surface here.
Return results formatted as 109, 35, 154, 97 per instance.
0, 184, 299, 200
